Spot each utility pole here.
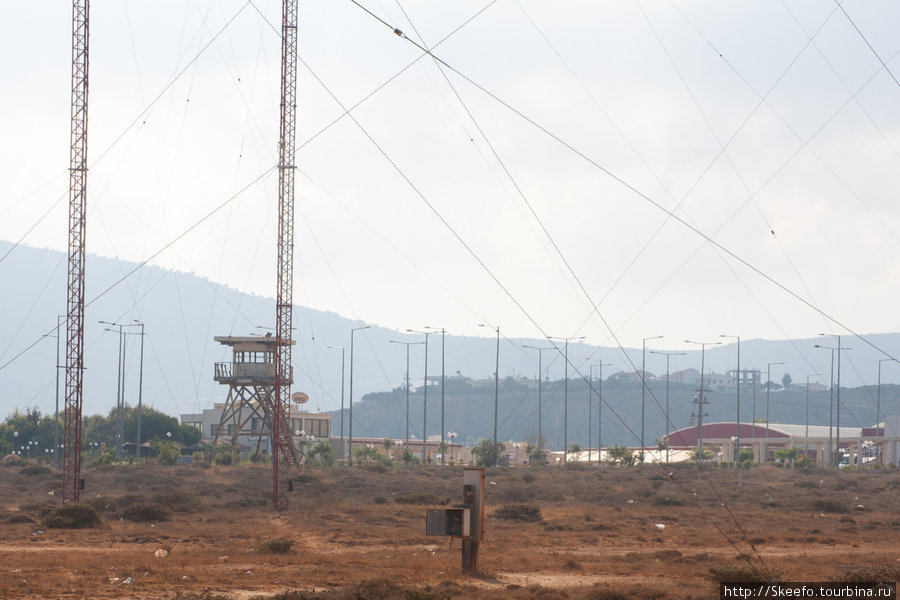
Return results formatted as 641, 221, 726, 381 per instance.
686, 340, 720, 461
426, 327, 446, 464
548, 335, 585, 464
641, 336, 663, 461
63, 0, 90, 504
327, 346, 345, 460
479, 324, 500, 443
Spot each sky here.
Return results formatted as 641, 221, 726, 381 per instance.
3, 0, 900, 368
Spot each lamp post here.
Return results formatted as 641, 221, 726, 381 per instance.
448, 431, 457, 463
814, 344, 836, 467
389, 340, 424, 451
720, 335, 741, 464
326, 345, 345, 460
764, 361, 785, 462
55, 315, 63, 468
523, 344, 553, 458
877, 358, 895, 439
99, 321, 125, 459
685, 340, 721, 461
819, 334, 845, 467
479, 324, 500, 443
548, 335, 586, 465
425, 327, 446, 464
588, 362, 613, 463
133, 320, 145, 459
349, 325, 371, 465
408, 329, 432, 463
805, 373, 820, 453
650, 350, 684, 463
100, 320, 144, 460
641, 336, 663, 462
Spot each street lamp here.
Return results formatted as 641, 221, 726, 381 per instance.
720, 334, 741, 464
425, 326, 446, 464
479, 324, 500, 443
349, 324, 371, 466
99, 320, 144, 460
448, 432, 457, 463
389, 340, 425, 451
547, 335, 586, 465
408, 329, 432, 463
326, 345, 345, 461
685, 340, 721, 461
764, 361, 785, 462
877, 358, 896, 442
650, 350, 684, 463
805, 373, 820, 453
523, 344, 554, 458
641, 336, 663, 462
589, 362, 613, 463
814, 344, 835, 467
818, 334, 844, 467
815, 341, 851, 468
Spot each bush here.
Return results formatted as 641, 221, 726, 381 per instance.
811, 499, 848, 514
151, 487, 201, 512
708, 564, 776, 583
84, 495, 116, 514
122, 502, 171, 522
5, 513, 36, 524
19, 465, 53, 476
257, 538, 294, 554
393, 492, 449, 505
41, 504, 102, 529
490, 503, 543, 522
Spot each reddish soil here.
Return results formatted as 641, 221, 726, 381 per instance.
1, 463, 898, 599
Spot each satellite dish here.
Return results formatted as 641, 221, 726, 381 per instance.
292, 392, 309, 405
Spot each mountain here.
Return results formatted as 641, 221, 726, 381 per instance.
1, 241, 899, 449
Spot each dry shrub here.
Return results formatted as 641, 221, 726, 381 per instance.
708, 564, 776, 583
393, 492, 449, 505
5, 513, 36, 524
84, 495, 116, 514
490, 503, 542, 522
584, 584, 668, 600
122, 502, 171, 522
41, 503, 102, 529
257, 538, 294, 554
651, 495, 684, 506
811, 498, 848, 513
830, 565, 900, 583
151, 487, 201, 512
19, 465, 53, 477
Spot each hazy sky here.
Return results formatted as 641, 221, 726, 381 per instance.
3, 0, 900, 363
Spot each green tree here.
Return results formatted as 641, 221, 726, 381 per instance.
215, 443, 234, 465
690, 447, 716, 462
781, 373, 793, 390
607, 444, 635, 466
774, 446, 800, 467
526, 442, 546, 465
471, 438, 505, 467
309, 441, 335, 466
400, 448, 419, 464
154, 439, 179, 465
352, 445, 380, 462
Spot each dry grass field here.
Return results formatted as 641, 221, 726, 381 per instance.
1, 462, 898, 599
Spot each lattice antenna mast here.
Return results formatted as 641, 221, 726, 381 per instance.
273, 0, 299, 510
63, 0, 90, 504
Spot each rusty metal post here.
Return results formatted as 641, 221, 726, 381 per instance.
462, 467, 484, 573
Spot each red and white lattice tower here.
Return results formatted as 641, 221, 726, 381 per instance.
273, 0, 300, 510
63, 0, 90, 504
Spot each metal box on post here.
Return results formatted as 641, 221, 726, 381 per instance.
426, 507, 471, 537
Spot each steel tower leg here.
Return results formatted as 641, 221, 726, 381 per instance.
273, 0, 299, 510
63, 0, 90, 504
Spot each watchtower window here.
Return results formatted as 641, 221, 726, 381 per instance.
233, 350, 274, 364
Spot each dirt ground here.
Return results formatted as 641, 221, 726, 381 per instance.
1, 462, 898, 599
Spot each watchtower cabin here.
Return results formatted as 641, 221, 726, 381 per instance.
211, 334, 297, 465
